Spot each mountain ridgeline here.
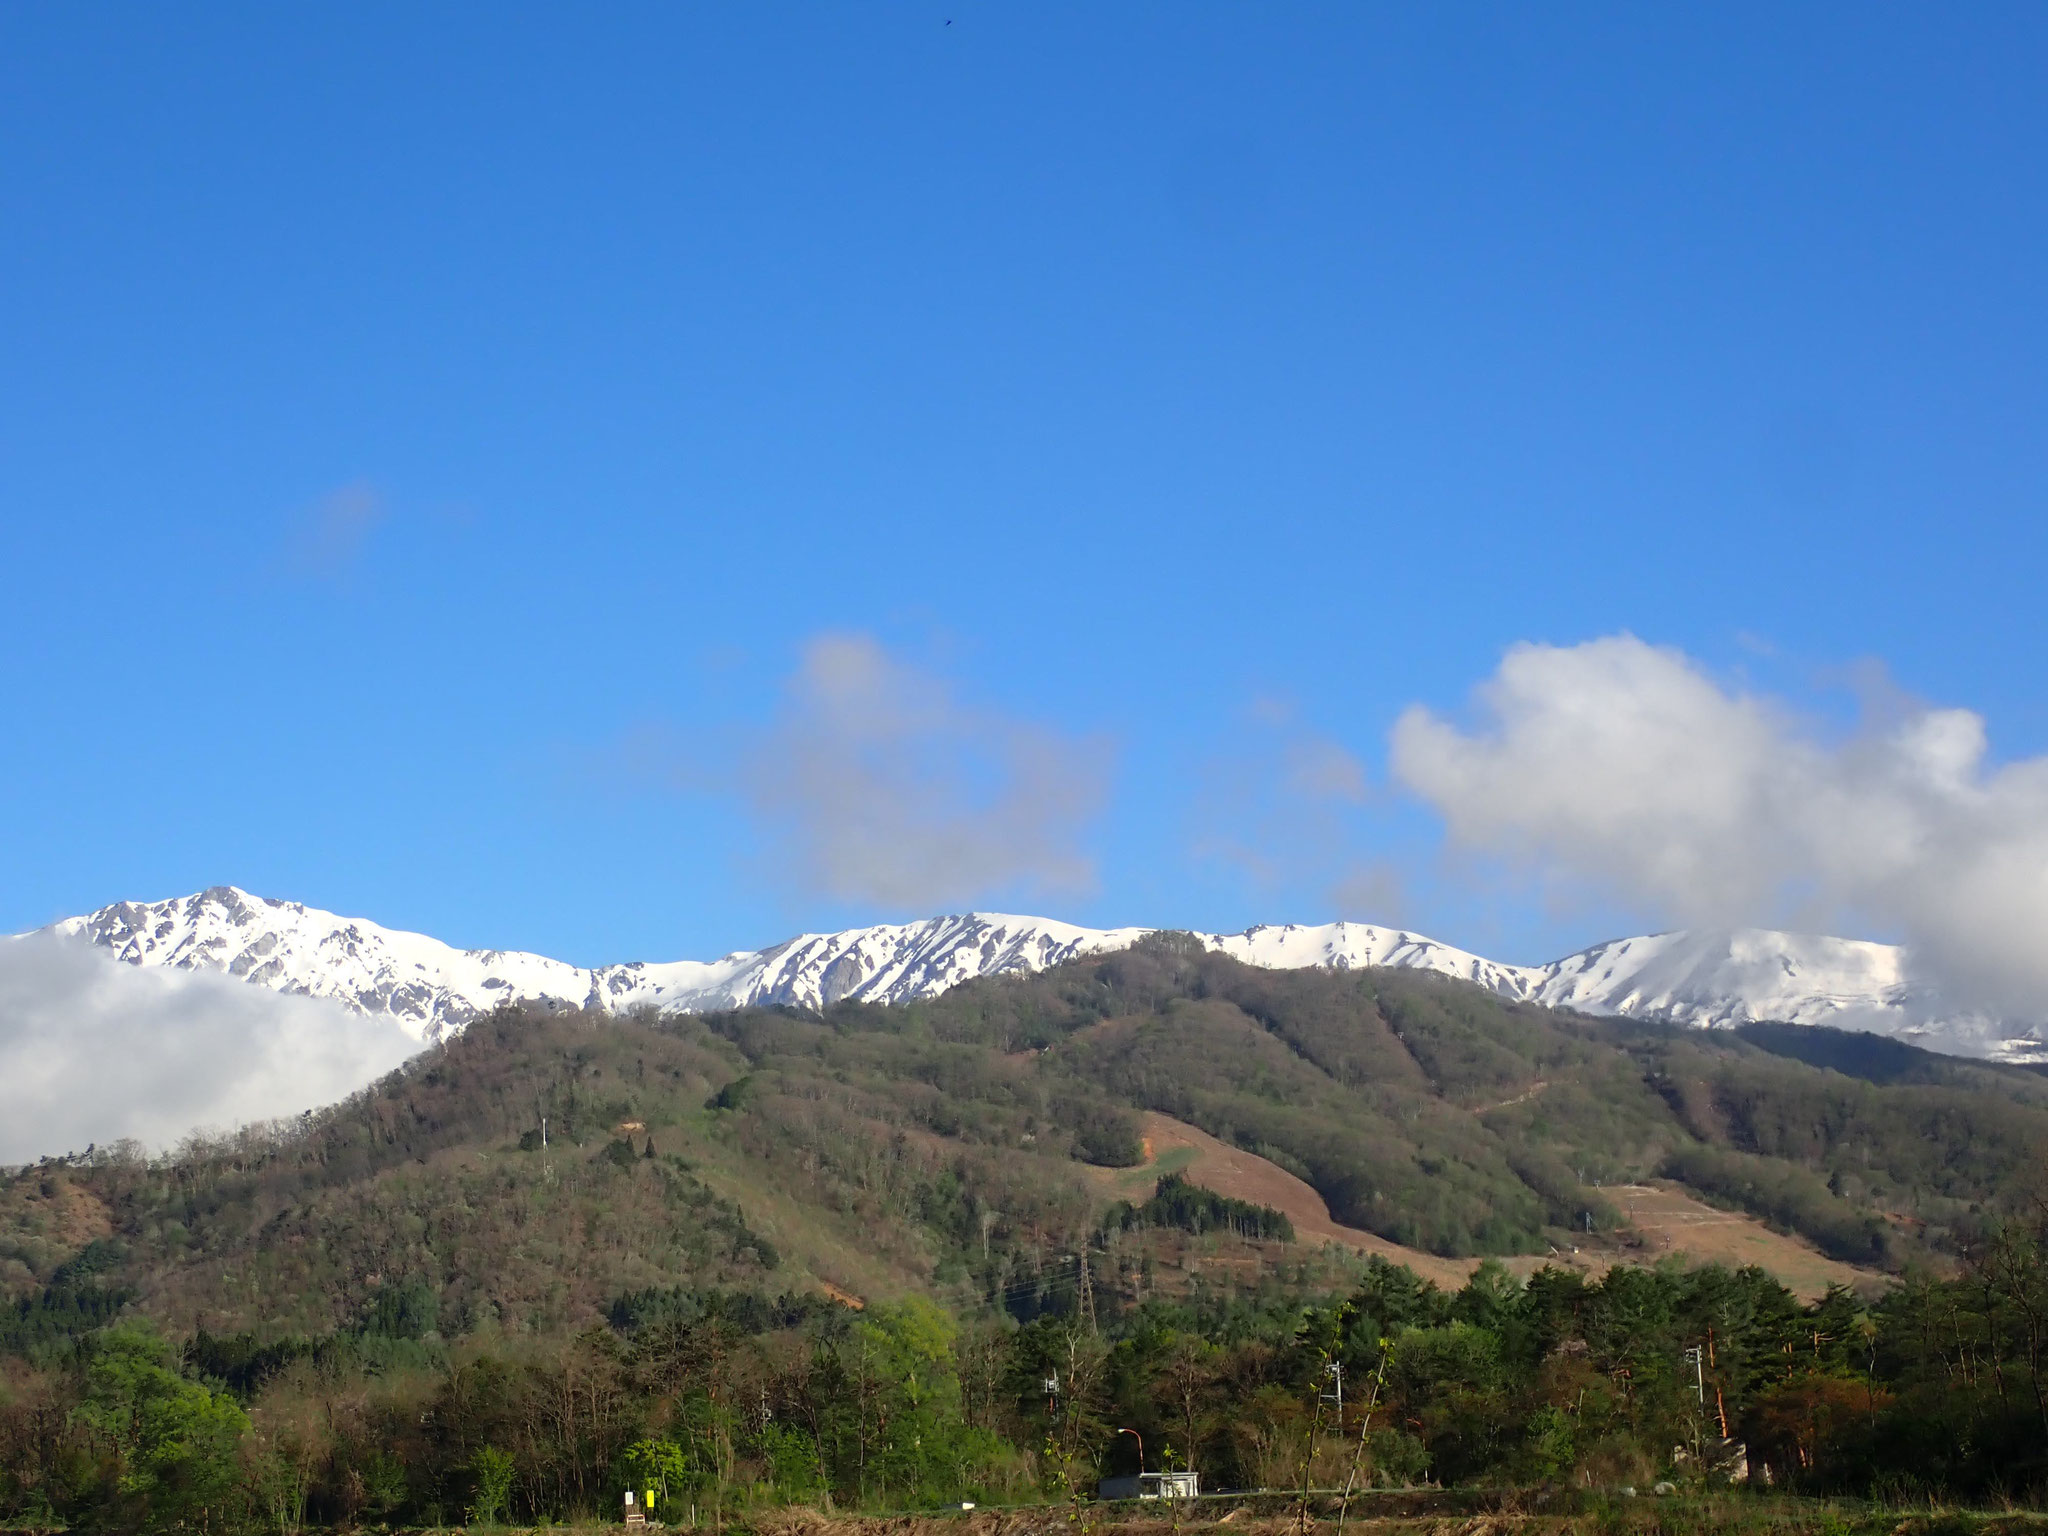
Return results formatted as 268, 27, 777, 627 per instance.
48, 885, 2048, 1063
6, 935, 2048, 1352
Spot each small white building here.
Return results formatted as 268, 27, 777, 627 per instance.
1097, 1472, 1199, 1501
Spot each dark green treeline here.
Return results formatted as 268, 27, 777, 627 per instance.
3, 1216, 2045, 1531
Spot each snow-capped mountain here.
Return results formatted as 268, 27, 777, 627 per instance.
47, 889, 1152, 1044
36, 887, 2048, 1065
1201, 921, 2037, 1061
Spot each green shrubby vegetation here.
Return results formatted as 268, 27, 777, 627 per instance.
2, 1234, 2046, 1526
1109, 1174, 1296, 1242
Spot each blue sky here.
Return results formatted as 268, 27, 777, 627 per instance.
6, 5, 2048, 969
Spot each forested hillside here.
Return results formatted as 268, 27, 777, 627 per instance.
6, 935, 2047, 1344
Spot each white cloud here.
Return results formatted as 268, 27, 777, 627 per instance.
1390, 634, 2048, 1018
727, 633, 1113, 910
0, 934, 420, 1164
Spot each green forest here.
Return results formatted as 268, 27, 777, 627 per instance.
2, 1235, 2046, 1529
3, 937, 2046, 1528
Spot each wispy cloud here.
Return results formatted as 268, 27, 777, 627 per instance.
285, 480, 386, 581
1391, 634, 2048, 1016
1192, 698, 1403, 922
652, 633, 1114, 912
0, 934, 419, 1164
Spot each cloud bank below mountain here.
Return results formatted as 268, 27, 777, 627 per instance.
0, 934, 419, 1164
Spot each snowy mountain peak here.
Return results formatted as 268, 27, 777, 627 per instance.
50, 887, 578, 1038
33, 889, 2048, 1064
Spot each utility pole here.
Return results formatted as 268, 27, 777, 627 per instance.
1706, 1327, 1730, 1437
1682, 1346, 1706, 1404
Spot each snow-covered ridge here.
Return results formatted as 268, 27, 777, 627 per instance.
44, 890, 1152, 1045
36, 887, 2048, 1064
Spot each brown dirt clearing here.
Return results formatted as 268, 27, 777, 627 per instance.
1596, 1182, 1885, 1301
1088, 1113, 1478, 1288
1087, 1115, 1888, 1301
